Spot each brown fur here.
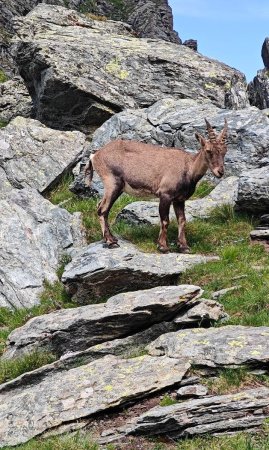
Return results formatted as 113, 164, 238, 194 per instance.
86, 119, 228, 252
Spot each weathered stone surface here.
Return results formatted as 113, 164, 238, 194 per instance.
116, 177, 239, 226
0, 77, 32, 123
262, 37, 269, 69
62, 239, 217, 303
211, 286, 241, 300
147, 325, 269, 368
0, 354, 190, 447
176, 384, 208, 398
0, 188, 85, 309
0, 116, 86, 194
250, 229, 269, 240
12, 6, 248, 131
236, 167, 269, 214
105, 387, 269, 441
173, 299, 228, 325
72, 98, 269, 197
3, 285, 202, 359
248, 68, 269, 109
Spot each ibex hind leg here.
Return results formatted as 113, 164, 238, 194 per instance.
173, 200, 190, 253
97, 177, 123, 247
158, 194, 172, 253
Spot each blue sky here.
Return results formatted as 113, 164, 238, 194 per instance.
169, 0, 269, 81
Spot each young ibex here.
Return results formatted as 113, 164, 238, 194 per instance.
85, 119, 228, 253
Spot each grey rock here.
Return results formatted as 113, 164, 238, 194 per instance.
0, 188, 85, 309
3, 285, 202, 359
211, 286, 242, 300
61, 239, 218, 303
174, 299, 228, 325
12, 5, 248, 131
0, 116, 86, 194
116, 177, 239, 226
176, 384, 208, 398
0, 354, 190, 447
147, 325, 269, 368
236, 167, 269, 214
72, 98, 269, 197
106, 387, 269, 441
0, 77, 32, 123
262, 37, 269, 68
248, 68, 269, 109
250, 229, 269, 240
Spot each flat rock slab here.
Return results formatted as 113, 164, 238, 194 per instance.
0, 187, 85, 309
13, 5, 248, 130
0, 116, 86, 194
0, 77, 33, 123
3, 285, 202, 359
104, 387, 269, 441
236, 167, 269, 214
0, 354, 190, 447
117, 177, 239, 226
62, 240, 217, 303
147, 325, 269, 368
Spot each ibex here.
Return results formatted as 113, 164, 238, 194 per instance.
85, 119, 228, 253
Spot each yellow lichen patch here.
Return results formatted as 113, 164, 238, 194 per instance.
250, 350, 262, 356
204, 82, 216, 90
228, 340, 245, 348
192, 329, 204, 334
177, 332, 188, 339
103, 385, 113, 392
105, 57, 129, 80
193, 339, 210, 345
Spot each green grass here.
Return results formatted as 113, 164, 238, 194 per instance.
3, 433, 99, 450
0, 69, 8, 83
159, 394, 178, 407
175, 434, 269, 450
0, 120, 8, 128
0, 351, 56, 385
202, 368, 269, 395
190, 180, 214, 199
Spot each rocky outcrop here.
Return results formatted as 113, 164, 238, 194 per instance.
0, 77, 32, 123
3, 286, 228, 359
0, 354, 190, 447
62, 239, 217, 303
71, 98, 268, 198
248, 68, 269, 109
116, 177, 238, 226
147, 325, 269, 368
12, 5, 248, 131
236, 167, 269, 214
0, 188, 85, 309
102, 387, 269, 442
0, 116, 86, 193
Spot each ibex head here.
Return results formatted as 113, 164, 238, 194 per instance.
195, 119, 228, 178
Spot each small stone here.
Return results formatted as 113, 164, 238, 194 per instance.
212, 286, 241, 300
176, 384, 208, 398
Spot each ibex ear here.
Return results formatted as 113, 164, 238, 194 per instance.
195, 132, 206, 147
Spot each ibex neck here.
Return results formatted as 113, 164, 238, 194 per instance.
191, 149, 209, 182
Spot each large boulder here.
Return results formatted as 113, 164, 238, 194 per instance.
0, 77, 32, 123
71, 98, 268, 197
0, 188, 85, 309
147, 325, 269, 368
117, 177, 239, 226
12, 5, 248, 131
62, 239, 217, 303
236, 167, 269, 214
0, 116, 86, 194
0, 354, 190, 447
248, 68, 269, 109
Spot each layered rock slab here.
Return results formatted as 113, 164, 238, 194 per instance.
12, 5, 248, 130
0, 77, 33, 123
0, 116, 86, 194
117, 177, 238, 226
0, 188, 85, 309
0, 354, 190, 447
3, 286, 227, 360
147, 325, 269, 368
62, 240, 217, 303
102, 387, 269, 442
236, 167, 269, 214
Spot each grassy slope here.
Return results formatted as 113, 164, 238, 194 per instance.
1, 178, 269, 449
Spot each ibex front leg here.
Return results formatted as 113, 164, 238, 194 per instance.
97, 176, 122, 247
158, 194, 172, 253
173, 200, 190, 253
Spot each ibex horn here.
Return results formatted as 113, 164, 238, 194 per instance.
218, 118, 228, 144
205, 118, 217, 142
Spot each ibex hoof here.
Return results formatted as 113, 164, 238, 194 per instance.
157, 244, 169, 254
103, 241, 120, 249
178, 246, 190, 254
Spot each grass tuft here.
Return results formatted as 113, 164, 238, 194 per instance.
159, 395, 177, 407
